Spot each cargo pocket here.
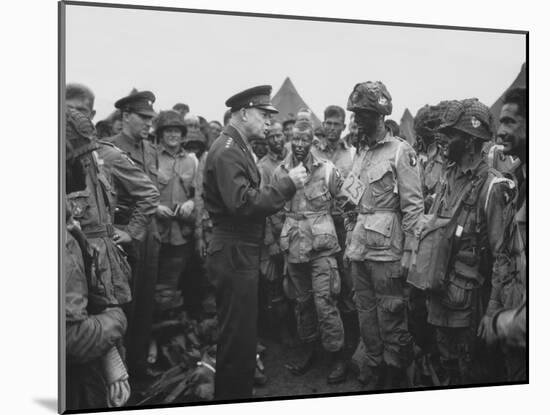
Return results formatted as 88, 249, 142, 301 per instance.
328, 258, 341, 297
206, 239, 224, 257
379, 296, 405, 314
279, 220, 291, 252
304, 180, 331, 210
441, 275, 474, 310
311, 215, 339, 251
156, 172, 169, 191
363, 213, 394, 250
368, 162, 395, 203
67, 189, 92, 220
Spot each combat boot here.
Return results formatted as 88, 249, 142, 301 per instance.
285, 342, 319, 375
358, 365, 383, 391
327, 349, 347, 384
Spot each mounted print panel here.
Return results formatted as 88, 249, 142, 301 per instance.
59, 1, 527, 413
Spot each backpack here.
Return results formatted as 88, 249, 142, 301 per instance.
406, 170, 489, 292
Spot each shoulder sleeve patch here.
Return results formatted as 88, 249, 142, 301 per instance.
409, 152, 418, 167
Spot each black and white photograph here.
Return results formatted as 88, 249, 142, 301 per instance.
57, 0, 530, 413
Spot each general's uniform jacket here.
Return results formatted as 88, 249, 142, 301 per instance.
346, 132, 424, 262
257, 148, 289, 256
203, 125, 296, 231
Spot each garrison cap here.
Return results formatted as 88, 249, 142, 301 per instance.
115, 90, 157, 117
437, 98, 493, 141
347, 81, 393, 116
225, 85, 278, 113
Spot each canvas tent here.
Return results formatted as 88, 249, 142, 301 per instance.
490, 62, 526, 129
272, 77, 322, 128
399, 108, 415, 145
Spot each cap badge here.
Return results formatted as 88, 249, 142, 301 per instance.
471, 116, 481, 128
379, 96, 388, 106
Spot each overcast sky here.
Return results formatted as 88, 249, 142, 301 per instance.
65, 4, 525, 126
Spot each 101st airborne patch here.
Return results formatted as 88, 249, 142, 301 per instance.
409, 152, 418, 167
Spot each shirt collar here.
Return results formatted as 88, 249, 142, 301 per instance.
120, 131, 141, 149
316, 137, 348, 152
267, 146, 287, 162
159, 144, 186, 157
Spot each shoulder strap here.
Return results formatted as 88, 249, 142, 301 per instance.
484, 174, 515, 214
324, 160, 335, 188
487, 144, 498, 168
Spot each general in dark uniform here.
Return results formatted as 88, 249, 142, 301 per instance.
203, 85, 307, 400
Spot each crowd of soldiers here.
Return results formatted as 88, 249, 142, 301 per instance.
63, 79, 526, 410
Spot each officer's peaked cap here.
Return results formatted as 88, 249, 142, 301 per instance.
225, 85, 278, 113
115, 90, 157, 117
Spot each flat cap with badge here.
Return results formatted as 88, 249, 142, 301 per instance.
225, 85, 279, 113
114, 90, 157, 117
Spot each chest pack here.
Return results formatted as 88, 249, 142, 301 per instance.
406, 169, 491, 292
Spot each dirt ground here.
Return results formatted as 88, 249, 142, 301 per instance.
253, 337, 365, 399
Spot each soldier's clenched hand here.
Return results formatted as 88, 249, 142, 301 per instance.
177, 200, 195, 218
288, 162, 307, 189
112, 229, 132, 244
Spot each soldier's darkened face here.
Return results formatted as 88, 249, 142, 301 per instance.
266, 125, 285, 155
498, 103, 526, 160
161, 127, 183, 150
354, 110, 382, 139
323, 116, 345, 143
125, 112, 153, 140
291, 131, 313, 162
445, 130, 468, 163
251, 141, 268, 159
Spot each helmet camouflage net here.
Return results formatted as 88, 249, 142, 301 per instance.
66, 107, 99, 161
346, 81, 393, 116
437, 98, 493, 141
